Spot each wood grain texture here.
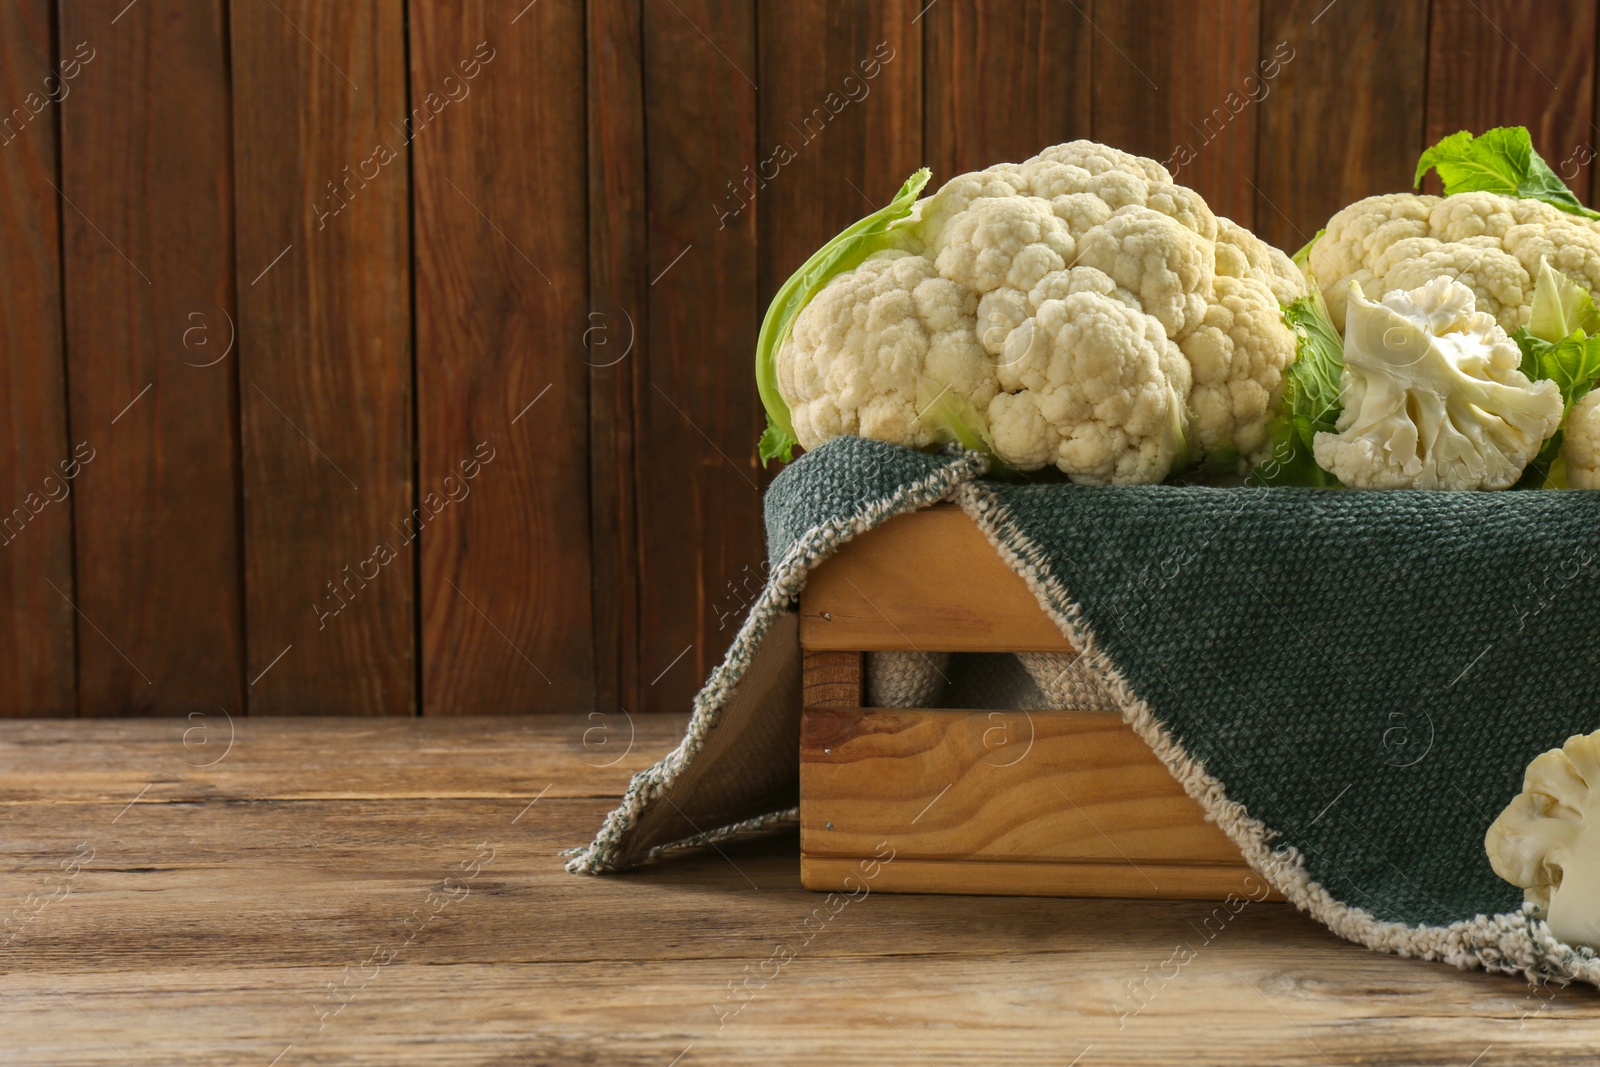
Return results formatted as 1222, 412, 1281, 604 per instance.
587, 0, 647, 718
799, 505, 1072, 652
637, 0, 762, 714
59, 0, 242, 716
0, 713, 685, 805
923, 0, 1092, 178
1255, 0, 1429, 251
802, 853, 1276, 901
756, 0, 922, 304
232, 0, 413, 715
412, 2, 594, 713
801, 650, 863, 709
1091, 0, 1265, 227
1426, 0, 1598, 200
0, 0, 75, 716
800, 706, 1261, 901
3, 717, 1599, 1066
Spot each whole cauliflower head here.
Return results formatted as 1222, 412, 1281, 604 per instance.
774, 141, 1307, 483
1311, 191, 1600, 335
1312, 277, 1563, 489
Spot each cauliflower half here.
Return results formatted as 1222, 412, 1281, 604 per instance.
1487, 729, 1600, 950
1312, 277, 1563, 490
1310, 190, 1600, 337
774, 142, 1307, 484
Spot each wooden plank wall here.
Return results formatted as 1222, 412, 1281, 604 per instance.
5, 0, 1598, 716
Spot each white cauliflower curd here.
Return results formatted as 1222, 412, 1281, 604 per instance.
761, 142, 1306, 483
1312, 277, 1563, 490
1562, 390, 1600, 488
1309, 191, 1600, 337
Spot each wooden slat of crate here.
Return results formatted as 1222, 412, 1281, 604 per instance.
800, 506, 1072, 652
797, 506, 1272, 902
799, 706, 1273, 901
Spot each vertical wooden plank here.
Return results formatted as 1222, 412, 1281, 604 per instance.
1427, 0, 1597, 201
233, 1, 412, 715
0, 0, 76, 716
802, 650, 862, 709
638, 0, 759, 713
412, 1, 595, 713
588, 0, 646, 717
1091, 0, 1264, 227
757, 0, 923, 304
1256, 0, 1429, 251
60, 0, 242, 716
923, 0, 1092, 178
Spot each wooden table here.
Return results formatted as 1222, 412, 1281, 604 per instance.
1, 716, 1595, 1065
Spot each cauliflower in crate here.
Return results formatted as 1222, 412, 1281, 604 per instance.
756, 141, 1307, 484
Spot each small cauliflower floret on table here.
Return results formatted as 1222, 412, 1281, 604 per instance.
1312, 277, 1563, 490
1487, 730, 1600, 950
765, 140, 1306, 483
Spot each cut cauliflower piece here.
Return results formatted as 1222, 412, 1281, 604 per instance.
1312, 190, 1600, 335
770, 141, 1306, 481
780, 251, 995, 451
1312, 277, 1563, 489
1487, 729, 1600, 950
1563, 389, 1600, 488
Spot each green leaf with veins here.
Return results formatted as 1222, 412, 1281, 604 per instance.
754, 167, 932, 465
1414, 127, 1600, 220
1512, 328, 1600, 408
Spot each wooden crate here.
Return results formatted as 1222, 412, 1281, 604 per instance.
798, 505, 1275, 901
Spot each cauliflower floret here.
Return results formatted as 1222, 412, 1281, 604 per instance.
1312, 277, 1563, 489
912, 166, 1029, 239
1563, 389, 1600, 488
1311, 192, 1437, 285
1314, 190, 1600, 334
1033, 140, 1174, 185
934, 196, 1076, 294
772, 140, 1304, 483
1179, 275, 1298, 462
781, 251, 995, 451
987, 274, 1189, 485
1073, 207, 1211, 339
1503, 221, 1600, 303
1215, 217, 1305, 306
